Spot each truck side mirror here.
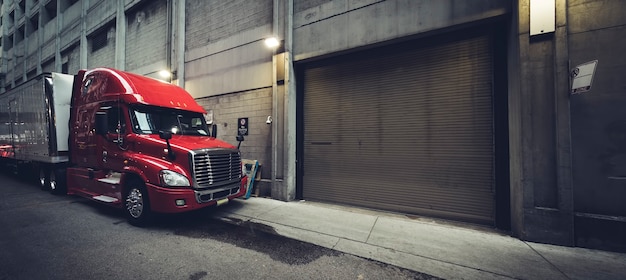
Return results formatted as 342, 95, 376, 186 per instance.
95, 112, 108, 136
211, 124, 217, 138
158, 131, 175, 160
159, 131, 172, 140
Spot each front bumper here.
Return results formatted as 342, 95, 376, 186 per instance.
146, 176, 247, 213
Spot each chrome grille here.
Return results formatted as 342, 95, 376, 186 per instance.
191, 149, 242, 189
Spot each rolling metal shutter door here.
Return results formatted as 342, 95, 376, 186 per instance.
302, 34, 494, 224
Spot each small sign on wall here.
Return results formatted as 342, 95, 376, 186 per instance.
571, 60, 598, 94
238, 117, 249, 136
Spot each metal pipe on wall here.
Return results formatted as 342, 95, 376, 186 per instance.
177, 0, 186, 88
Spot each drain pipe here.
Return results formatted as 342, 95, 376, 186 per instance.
166, 0, 172, 80
177, 0, 186, 87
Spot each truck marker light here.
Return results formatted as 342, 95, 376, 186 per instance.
175, 199, 186, 206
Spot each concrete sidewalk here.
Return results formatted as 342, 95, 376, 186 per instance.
212, 197, 626, 280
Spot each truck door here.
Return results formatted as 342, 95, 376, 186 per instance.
99, 105, 128, 172
73, 105, 101, 168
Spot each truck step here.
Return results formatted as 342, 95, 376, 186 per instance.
97, 172, 122, 184
93, 195, 119, 203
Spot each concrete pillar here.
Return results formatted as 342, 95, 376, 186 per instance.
553, 0, 574, 245
80, 0, 87, 69
511, 0, 574, 246
54, 0, 62, 72
115, 0, 126, 70
271, 0, 296, 201
175, 0, 185, 88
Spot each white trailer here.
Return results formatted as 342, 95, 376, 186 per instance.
0, 73, 74, 191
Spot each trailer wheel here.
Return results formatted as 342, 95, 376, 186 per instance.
125, 182, 153, 227
39, 168, 49, 191
49, 168, 67, 195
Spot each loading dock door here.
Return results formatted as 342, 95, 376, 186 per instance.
302, 34, 495, 224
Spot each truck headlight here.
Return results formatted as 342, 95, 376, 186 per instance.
159, 170, 190, 187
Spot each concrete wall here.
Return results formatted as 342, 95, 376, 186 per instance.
25, 53, 37, 74
59, 19, 80, 51
87, 24, 116, 68
196, 88, 273, 180
184, 0, 274, 97
567, 0, 626, 251
508, 0, 626, 252
86, 0, 116, 35
511, 0, 574, 246
42, 58, 55, 73
569, 0, 626, 213
293, 0, 510, 61
125, 0, 168, 72
62, 44, 81, 75
26, 29, 38, 56
42, 16, 57, 44
13, 41, 24, 80
61, 1, 81, 28
184, 0, 275, 185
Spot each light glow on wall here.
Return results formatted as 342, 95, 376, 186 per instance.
264, 37, 280, 49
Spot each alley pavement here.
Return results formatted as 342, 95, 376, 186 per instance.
212, 197, 626, 280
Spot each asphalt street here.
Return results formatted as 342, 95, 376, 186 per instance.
0, 172, 438, 280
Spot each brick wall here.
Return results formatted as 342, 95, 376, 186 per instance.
42, 59, 55, 73
63, 45, 81, 74
87, 25, 116, 68
41, 39, 56, 62
125, 0, 168, 70
86, 0, 116, 34
185, 0, 272, 50
196, 87, 273, 179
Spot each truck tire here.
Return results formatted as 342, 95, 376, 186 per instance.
49, 168, 67, 195
39, 167, 50, 191
125, 182, 153, 227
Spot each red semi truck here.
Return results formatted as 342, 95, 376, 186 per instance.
0, 68, 247, 225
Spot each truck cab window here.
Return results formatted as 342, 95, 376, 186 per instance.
130, 105, 209, 136
104, 107, 126, 134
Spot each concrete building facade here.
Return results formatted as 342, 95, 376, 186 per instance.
0, 0, 624, 252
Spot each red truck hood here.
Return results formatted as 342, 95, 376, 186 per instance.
139, 134, 237, 152
172, 135, 236, 151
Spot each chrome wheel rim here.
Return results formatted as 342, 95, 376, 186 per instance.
39, 169, 46, 188
49, 171, 56, 191
126, 188, 144, 218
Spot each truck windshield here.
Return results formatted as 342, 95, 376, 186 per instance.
130, 105, 209, 136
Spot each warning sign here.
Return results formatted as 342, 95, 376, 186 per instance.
571, 60, 598, 94
238, 117, 249, 136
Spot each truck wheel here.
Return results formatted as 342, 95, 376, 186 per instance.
49, 168, 67, 195
39, 168, 49, 191
125, 183, 153, 227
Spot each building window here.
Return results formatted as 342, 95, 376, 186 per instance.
29, 14, 39, 34
43, 0, 57, 25
90, 28, 108, 52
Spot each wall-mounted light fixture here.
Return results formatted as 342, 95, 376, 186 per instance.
159, 70, 172, 79
264, 37, 280, 49
143, 69, 176, 83
530, 0, 555, 36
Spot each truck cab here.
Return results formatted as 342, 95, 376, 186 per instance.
66, 68, 246, 225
